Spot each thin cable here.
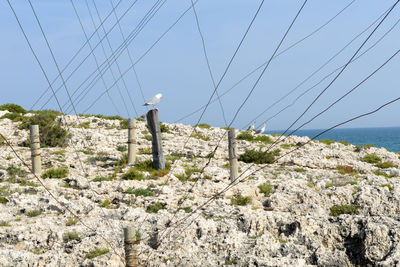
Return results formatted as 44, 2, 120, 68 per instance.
109, 0, 143, 114
174, 0, 357, 124
262, 14, 400, 126
267, 0, 399, 153
156, 95, 400, 254
64, 0, 166, 114
189, 0, 228, 126
77, 0, 169, 114
246, 4, 395, 130
228, 0, 308, 127
7, 0, 122, 260
38, 0, 140, 111
70, 0, 121, 116
85, 0, 129, 116
30, 0, 124, 110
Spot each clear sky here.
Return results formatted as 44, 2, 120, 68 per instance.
1, 0, 399, 131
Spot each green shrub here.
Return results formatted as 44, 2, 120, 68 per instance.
86, 247, 109, 259
320, 139, 335, 145
196, 123, 211, 129
374, 170, 395, 178
362, 154, 381, 164
0, 221, 10, 227
26, 209, 42, 217
294, 167, 306, 173
121, 168, 144, 181
254, 135, 272, 144
329, 204, 359, 216
237, 132, 254, 141
144, 135, 152, 141
376, 161, 395, 169
380, 184, 394, 191
160, 123, 170, 133
363, 144, 375, 149
92, 176, 113, 182
120, 119, 128, 129
125, 188, 154, 197
258, 182, 274, 197
117, 145, 127, 152
180, 206, 192, 213
18, 111, 70, 147
146, 202, 166, 213
337, 165, 358, 175
239, 149, 280, 164
42, 167, 69, 179
338, 141, 350, 146
0, 103, 26, 114
280, 143, 294, 149
0, 196, 9, 204
1, 112, 24, 122
63, 231, 80, 242
65, 218, 78, 226
175, 165, 201, 182
6, 165, 26, 178
230, 192, 252, 206
190, 133, 210, 141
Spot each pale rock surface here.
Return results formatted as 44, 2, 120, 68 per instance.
0, 113, 400, 266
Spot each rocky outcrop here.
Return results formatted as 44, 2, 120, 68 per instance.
0, 112, 400, 266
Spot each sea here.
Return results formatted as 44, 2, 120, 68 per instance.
265, 127, 400, 152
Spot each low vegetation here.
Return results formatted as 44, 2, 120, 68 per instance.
125, 187, 154, 197
258, 182, 274, 197
320, 139, 335, 145
329, 204, 359, 216
122, 168, 145, 181
239, 149, 280, 164
230, 192, 252, 206
190, 133, 210, 141
42, 167, 69, 179
196, 123, 211, 129
63, 231, 80, 242
237, 132, 272, 144
85, 247, 109, 259
146, 202, 166, 213
362, 154, 381, 164
26, 209, 42, 217
0, 103, 26, 113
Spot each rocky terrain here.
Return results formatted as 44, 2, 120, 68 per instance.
1, 109, 400, 266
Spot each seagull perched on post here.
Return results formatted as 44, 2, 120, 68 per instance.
255, 123, 266, 134
144, 93, 163, 109
247, 121, 256, 131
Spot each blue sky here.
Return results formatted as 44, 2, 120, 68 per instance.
1, 0, 399, 130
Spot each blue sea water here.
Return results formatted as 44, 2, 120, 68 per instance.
266, 127, 400, 152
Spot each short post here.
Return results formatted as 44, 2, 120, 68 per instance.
124, 227, 138, 267
29, 125, 41, 175
146, 109, 165, 170
127, 119, 136, 165
228, 129, 238, 182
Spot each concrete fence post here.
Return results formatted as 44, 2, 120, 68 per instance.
127, 119, 136, 165
228, 129, 238, 182
124, 227, 138, 267
29, 125, 41, 175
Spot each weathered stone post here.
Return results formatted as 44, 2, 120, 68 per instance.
228, 129, 238, 182
29, 125, 41, 175
146, 109, 165, 170
124, 227, 138, 267
127, 119, 136, 165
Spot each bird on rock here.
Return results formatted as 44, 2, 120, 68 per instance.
144, 93, 163, 109
247, 121, 256, 131
255, 122, 266, 134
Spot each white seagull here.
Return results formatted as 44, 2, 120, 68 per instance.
247, 121, 256, 131
255, 123, 266, 134
144, 93, 163, 109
